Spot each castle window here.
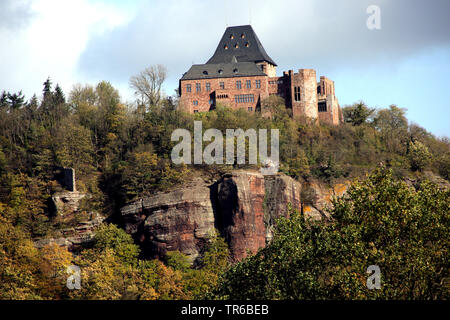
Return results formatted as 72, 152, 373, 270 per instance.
196, 83, 201, 92
193, 100, 198, 106
203, 70, 208, 75
186, 84, 191, 92
318, 102, 327, 112
220, 82, 225, 90
206, 82, 211, 92
233, 68, 238, 74
248, 107, 253, 111
317, 86, 321, 94
246, 80, 251, 89
234, 94, 255, 103
194, 110, 198, 113
236, 81, 242, 89
241, 33, 245, 39
218, 69, 223, 75
224, 45, 228, 50
294, 87, 301, 102
230, 34, 234, 39
255, 80, 261, 88
245, 42, 250, 47
235, 43, 239, 49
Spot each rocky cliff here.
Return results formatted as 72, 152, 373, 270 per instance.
121, 170, 348, 262
121, 177, 215, 262
34, 190, 104, 251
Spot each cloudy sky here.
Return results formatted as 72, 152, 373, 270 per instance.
1, 0, 449, 136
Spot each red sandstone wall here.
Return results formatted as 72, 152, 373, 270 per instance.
291, 69, 318, 120
180, 75, 269, 113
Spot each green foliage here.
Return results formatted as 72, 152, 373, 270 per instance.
343, 101, 375, 126
0, 76, 449, 301
213, 168, 449, 299
184, 231, 230, 299
165, 251, 191, 273
93, 224, 139, 266
408, 140, 432, 171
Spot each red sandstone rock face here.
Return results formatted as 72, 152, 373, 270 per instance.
217, 171, 266, 261
121, 177, 215, 263
264, 174, 302, 242
121, 170, 349, 263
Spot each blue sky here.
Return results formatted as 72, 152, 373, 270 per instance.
1, 0, 449, 137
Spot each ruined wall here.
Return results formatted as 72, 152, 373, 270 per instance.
317, 76, 341, 125
55, 167, 76, 192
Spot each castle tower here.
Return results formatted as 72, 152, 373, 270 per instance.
317, 76, 340, 125
290, 69, 318, 120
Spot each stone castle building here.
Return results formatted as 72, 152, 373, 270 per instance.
179, 25, 341, 125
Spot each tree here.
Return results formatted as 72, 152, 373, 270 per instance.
53, 84, 65, 105
213, 167, 449, 299
92, 224, 140, 266
408, 140, 432, 171
373, 105, 409, 155
54, 118, 95, 176
374, 105, 408, 132
130, 64, 167, 110
342, 101, 375, 126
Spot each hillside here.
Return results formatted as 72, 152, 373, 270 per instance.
0, 79, 449, 299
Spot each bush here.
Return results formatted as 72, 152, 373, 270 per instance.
408, 140, 432, 171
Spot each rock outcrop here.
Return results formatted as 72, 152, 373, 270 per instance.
35, 187, 104, 251
51, 191, 86, 215
216, 171, 266, 261
121, 177, 215, 262
264, 174, 302, 242
121, 170, 349, 262
34, 212, 104, 250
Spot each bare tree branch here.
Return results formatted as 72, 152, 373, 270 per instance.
129, 64, 167, 110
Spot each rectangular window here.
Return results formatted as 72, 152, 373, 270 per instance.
234, 94, 255, 104
246, 80, 251, 89
236, 81, 242, 89
206, 83, 211, 92
220, 82, 225, 90
186, 84, 191, 92
294, 87, 301, 102
196, 83, 201, 92
255, 80, 261, 88
194, 110, 199, 113
318, 102, 327, 112
317, 86, 321, 94
193, 100, 198, 106
248, 107, 253, 111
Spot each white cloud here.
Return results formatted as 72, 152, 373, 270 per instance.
0, 0, 134, 99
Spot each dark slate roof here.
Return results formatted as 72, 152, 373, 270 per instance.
180, 61, 266, 80
206, 25, 277, 66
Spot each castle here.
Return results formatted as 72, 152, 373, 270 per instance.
179, 25, 341, 125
